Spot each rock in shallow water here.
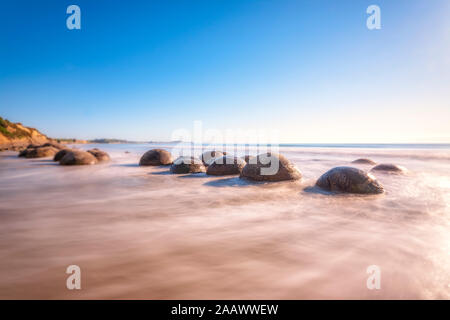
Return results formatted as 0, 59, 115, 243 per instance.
207, 156, 246, 176
59, 150, 98, 165
24, 146, 59, 158
170, 156, 206, 174
352, 158, 376, 165
371, 163, 406, 173
139, 149, 173, 166
87, 148, 110, 162
200, 150, 225, 166
316, 166, 384, 194
240, 153, 302, 182
53, 149, 73, 162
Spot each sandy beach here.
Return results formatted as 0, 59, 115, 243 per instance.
0, 144, 449, 299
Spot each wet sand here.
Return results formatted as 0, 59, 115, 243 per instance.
0, 144, 449, 299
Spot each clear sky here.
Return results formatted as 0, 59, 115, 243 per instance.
0, 0, 449, 143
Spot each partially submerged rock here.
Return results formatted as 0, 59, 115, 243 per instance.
53, 149, 73, 162
87, 148, 110, 162
242, 155, 255, 163
24, 146, 59, 158
200, 151, 225, 166
371, 163, 406, 173
316, 166, 384, 194
139, 149, 173, 166
240, 153, 302, 182
352, 158, 376, 165
170, 156, 206, 174
207, 156, 246, 176
42, 141, 65, 150
59, 150, 98, 165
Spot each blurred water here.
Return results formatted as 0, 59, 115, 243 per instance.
0, 144, 449, 299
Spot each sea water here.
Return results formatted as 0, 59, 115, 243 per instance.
0, 144, 449, 299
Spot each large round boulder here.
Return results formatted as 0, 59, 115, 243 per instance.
53, 149, 73, 162
316, 166, 384, 194
139, 149, 173, 166
170, 156, 206, 174
59, 150, 98, 165
371, 163, 406, 173
240, 153, 302, 182
200, 150, 225, 166
25, 146, 59, 158
87, 148, 110, 162
352, 158, 376, 165
207, 156, 246, 176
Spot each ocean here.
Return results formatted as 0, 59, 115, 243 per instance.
0, 143, 449, 299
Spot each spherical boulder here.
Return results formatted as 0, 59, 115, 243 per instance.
53, 149, 73, 162
59, 150, 98, 165
200, 151, 225, 166
352, 158, 376, 165
139, 149, 173, 166
316, 166, 384, 194
87, 148, 110, 162
240, 153, 302, 182
371, 163, 406, 173
170, 156, 206, 174
207, 156, 246, 176
25, 146, 59, 158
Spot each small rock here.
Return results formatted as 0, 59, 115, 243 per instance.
371, 163, 406, 173
352, 158, 376, 165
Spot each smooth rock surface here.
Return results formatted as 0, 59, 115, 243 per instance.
139, 149, 173, 166
207, 156, 246, 176
316, 166, 384, 194
59, 150, 98, 165
170, 156, 206, 174
240, 153, 302, 182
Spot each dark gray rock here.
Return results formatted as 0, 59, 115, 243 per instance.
207, 156, 246, 176
371, 163, 406, 173
316, 166, 384, 194
170, 156, 206, 174
139, 149, 173, 166
240, 153, 302, 182
352, 158, 376, 165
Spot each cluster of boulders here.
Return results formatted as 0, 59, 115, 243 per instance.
137, 149, 407, 195
18, 142, 110, 166
15, 144, 406, 195
18, 142, 65, 158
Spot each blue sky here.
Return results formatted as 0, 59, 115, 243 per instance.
0, 0, 449, 142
